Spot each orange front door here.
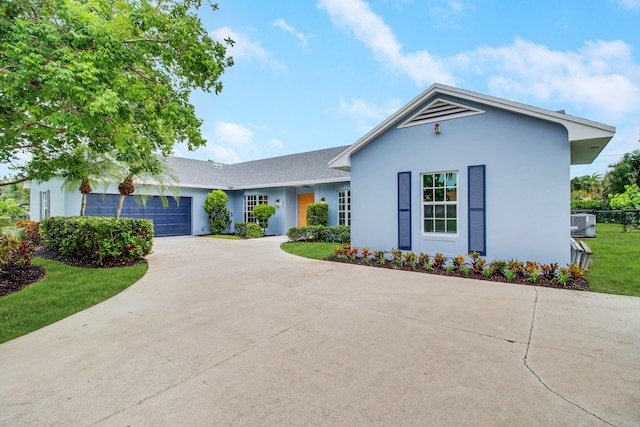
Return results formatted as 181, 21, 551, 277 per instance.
298, 193, 314, 226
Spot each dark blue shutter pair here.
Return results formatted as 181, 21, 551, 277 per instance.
397, 166, 485, 254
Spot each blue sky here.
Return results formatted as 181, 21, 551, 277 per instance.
174, 0, 640, 178
2, 0, 639, 180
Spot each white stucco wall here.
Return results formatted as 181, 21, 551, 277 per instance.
350, 97, 571, 265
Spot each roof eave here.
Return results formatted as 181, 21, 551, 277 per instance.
232, 177, 350, 190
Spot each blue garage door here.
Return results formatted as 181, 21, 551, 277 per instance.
85, 194, 192, 237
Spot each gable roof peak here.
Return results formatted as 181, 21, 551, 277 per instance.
329, 83, 616, 170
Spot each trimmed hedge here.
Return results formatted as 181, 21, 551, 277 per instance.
287, 225, 350, 243
40, 216, 153, 264
306, 203, 328, 226
571, 199, 609, 210
234, 222, 264, 239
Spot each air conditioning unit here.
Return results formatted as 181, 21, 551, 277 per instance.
571, 214, 596, 238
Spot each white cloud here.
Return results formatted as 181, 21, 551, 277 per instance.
210, 27, 287, 72
183, 123, 285, 164
211, 145, 245, 164
267, 138, 285, 149
427, 0, 475, 28
317, 0, 455, 86
460, 38, 640, 120
214, 121, 255, 149
271, 18, 310, 47
339, 97, 402, 132
319, 1, 640, 120
618, 0, 640, 10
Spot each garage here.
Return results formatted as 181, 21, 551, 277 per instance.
85, 194, 192, 237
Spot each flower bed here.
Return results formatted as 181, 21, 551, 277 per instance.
327, 246, 589, 291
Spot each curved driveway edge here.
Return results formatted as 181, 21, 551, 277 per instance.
1, 236, 639, 426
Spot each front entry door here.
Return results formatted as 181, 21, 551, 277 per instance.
298, 193, 314, 226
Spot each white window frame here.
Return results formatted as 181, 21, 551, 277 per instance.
244, 194, 268, 223
421, 171, 458, 234
337, 189, 351, 226
40, 190, 50, 220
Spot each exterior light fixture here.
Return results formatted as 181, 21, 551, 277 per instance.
434, 123, 441, 134
275, 199, 281, 208
321, 197, 326, 203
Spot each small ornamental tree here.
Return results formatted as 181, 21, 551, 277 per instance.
306, 203, 328, 226
252, 203, 276, 233
204, 190, 233, 234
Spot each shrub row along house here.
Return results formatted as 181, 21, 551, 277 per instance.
29, 84, 615, 264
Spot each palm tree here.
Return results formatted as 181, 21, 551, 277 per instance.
57, 144, 117, 216
114, 157, 178, 219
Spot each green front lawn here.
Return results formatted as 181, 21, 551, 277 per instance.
280, 241, 338, 259
585, 223, 640, 296
0, 258, 147, 344
208, 234, 242, 240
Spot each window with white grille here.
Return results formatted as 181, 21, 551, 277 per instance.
338, 190, 351, 226
244, 194, 268, 222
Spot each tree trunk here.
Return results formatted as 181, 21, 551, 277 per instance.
116, 175, 135, 219
80, 193, 87, 216
79, 179, 92, 216
115, 194, 125, 219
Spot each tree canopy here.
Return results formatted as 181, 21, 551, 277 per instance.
605, 150, 640, 196
1, 0, 233, 183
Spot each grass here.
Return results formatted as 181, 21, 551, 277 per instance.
280, 241, 338, 259
584, 223, 640, 296
0, 258, 148, 344
208, 234, 242, 240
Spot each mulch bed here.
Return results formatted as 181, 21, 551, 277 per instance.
326, 257, 590, 291
0, 246, 146, 298
33, 246, 144, 269
0, 264, 47, 297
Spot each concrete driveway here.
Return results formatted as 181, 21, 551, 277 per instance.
0, 236, 639, 426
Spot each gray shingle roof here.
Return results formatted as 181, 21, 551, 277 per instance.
166, 145, 350, 189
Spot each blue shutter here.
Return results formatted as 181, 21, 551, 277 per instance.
468, 165, 486, 255
398, 172, 411, 250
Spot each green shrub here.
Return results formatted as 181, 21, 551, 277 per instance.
306, 203, 328, 226
203, 190, 233, 234
234, 222, 264, 239
609, 184, 640, 227
252, 204, 276, 231
286, 225, 350, 243
15, 220, 41, 244
40, 216, 153, 264
0, 234, 33, 269
570, 199, 609, 210
0, 216, 13, 228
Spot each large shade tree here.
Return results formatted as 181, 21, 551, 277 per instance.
0, 0, 233, 184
